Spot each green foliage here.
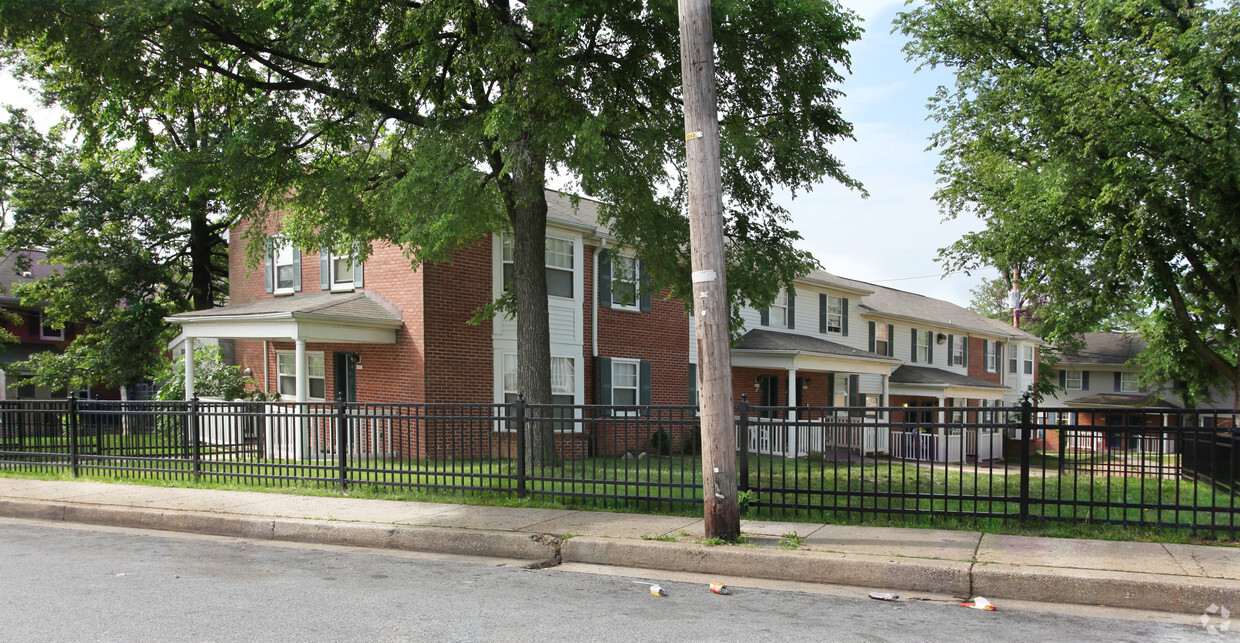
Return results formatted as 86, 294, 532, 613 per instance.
649, 429, 672, 456
899, 0, 1240, 403
151, 346, 261, 402
779, 531, 805, 550
682, 425, 703, 456
0, 0, 864, 405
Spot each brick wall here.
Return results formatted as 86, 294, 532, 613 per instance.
422, 238, 493, 404
966, 337, 1003, 385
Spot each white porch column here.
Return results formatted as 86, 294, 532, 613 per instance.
183, 337, 196, 401
295, 338, 308, 403
881, 374, 890, 419
786, 368, 798, 458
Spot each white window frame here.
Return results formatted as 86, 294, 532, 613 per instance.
272, 240, 296, 294
501, 353, 579, 430
276, 350, 326, 400
768, 291, 788, 329
1009, 348, 1018, 373
1065, 369, 1083, 390
985, 342, 998, 372
610, 253, 641, 311
611, 358, 641, 416
825, 295, 843, 333
328, 251, 358, 292
917, 330, 931, 363
1119, 371, 1139, 393
502, 235, 575, 299
38, 312, 63, 340
874, 323, 889, 356
833, 373, 850, 409
952, 335, 964, 366
1023, 345, 1035, 375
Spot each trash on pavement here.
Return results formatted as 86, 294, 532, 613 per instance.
710, 582, 729, 595
960, 597, 996, 611
869, 592, 899, 601
650, 585, 667, 597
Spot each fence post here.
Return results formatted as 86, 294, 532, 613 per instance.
737, 395, 750, 493
1019, 393, 1032, 525
337, 392, 349, 492
67, 394, 79, 478
514, 394, 527, 498
189, 395, 201, 481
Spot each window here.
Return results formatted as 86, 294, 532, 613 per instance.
1065, 369, 1083, 390
503, 354, 575, 405
502, 235, 574, 298
825, 295, 843, 333
917, 330, 931, 363
833, 374, 849, 409
1023, 345, 1034, 375
767, 292, 788, 328
273, 242, 296, 293
874, 324, 889, 356
277, 351, 326, 399
1119, 371, 1138, 393
611, 254, 640, 310
612, 359, 639, 407
1009, 348, 1018, 373
985, 341, 998, 372
39, 312, 63, 340
952, 336, 964, 366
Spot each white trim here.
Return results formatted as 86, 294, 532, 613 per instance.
609, 252, 642, 312
610, 357, 641, 417
277, 348, 326, 401
38, 311, 64, 341
272, 242, 296, 295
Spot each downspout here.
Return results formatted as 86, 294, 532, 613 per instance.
593, 238, 606, 363
263, 340, 270, 393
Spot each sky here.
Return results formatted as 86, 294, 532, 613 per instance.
0, 0, 992, 308
778, 0, 989, 308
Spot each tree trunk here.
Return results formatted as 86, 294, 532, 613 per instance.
504, 134, 556, 468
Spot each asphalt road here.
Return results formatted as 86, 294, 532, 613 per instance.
0, 519, 1212, 642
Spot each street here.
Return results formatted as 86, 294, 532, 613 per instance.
0, 519, 1211, 641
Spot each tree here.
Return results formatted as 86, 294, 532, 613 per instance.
2, 0, 864, 463
152, 345, 267, 402
0, 62, 298, 390
899, 0, 1240, 406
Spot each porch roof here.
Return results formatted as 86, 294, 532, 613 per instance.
1064, 393, 1180, 409
166, 293, 402, 344
731, 329, 899, 376
889, 364, 1007, 398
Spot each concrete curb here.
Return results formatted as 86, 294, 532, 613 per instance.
972, 562, 1240, 615
561, 537, 974, 596
0, 499, 560, 563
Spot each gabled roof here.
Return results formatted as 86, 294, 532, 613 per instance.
0, 249, 60, 305
889, 364, 1007, 389
167, 293, 402, 345
169, 292, 400, 324
734, 328, 897, 362
1056, 332, 1145, 366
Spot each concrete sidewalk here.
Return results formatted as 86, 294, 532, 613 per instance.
0, 477, 1236, 615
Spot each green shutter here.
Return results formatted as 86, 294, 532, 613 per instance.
842, 298, 849, 336
760, 307, 769, 326
849, 374, 860, 407
868, 321, 876, 352
639, 359, 652, 415
1082, 370, 1090, 391
910, 328, 918, 363
886, 324, 894, 356
638, 260, 651, 312
947, 335, 954, 365
599, 358, 612, 407
962, 335, 968, 365
927, 332, 933, 364
1114, 372, 1121, 392
1059, 370, 1066, 387
598, 249, 612, 308
819, 294, 827, 333
787, 292, 795, 329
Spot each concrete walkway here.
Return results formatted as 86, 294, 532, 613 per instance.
0, 477, 1236, 615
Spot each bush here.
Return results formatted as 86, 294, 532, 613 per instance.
682, 425, 702, 455
649, 429, 672, 456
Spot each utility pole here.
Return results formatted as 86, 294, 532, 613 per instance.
679, 0, 739, 540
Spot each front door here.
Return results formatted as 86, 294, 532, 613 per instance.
333, 352, 357, 403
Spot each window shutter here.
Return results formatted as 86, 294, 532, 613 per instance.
887, 324, 895, 356
868, 321, 876, 353
787, 292, 795, 329
689, 363, 698, 409
354, 260, 364, 288
638, 260, 651, 312
292, 250, 302, 292
827, 373, 835, 404
947, 335, 954, 365
264, 243, 273, 294
819, 294, 827, 333
842, 298, 849, 336
760, 307, 769, 326
639, 360, 652, 415
962, 336, 969, 366
320, 249, 330, 290
599, 357, 613, 409
1114, 372, 1121, 392
982, 339, 990, 370
927, 332, 933, 364
995, 342, 1003, 374
849, 374, 860, 407
1059, 370, 1066, 387
910, 328, 918, 363
1082, 370, 1090, 391
598, 249, 612, 308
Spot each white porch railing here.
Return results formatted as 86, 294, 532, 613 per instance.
199, 400, 393, 460
890, 427, 964, 463
737, 414, 889, 458
965, 426, 1003, 461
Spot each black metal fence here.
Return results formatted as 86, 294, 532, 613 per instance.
0, 396, 1235, 535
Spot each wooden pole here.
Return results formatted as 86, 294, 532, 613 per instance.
679, 0, 739, 540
